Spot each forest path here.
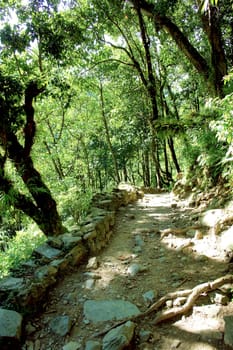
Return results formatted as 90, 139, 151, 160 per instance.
23, 193, 233, 350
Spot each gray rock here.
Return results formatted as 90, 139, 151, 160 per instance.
85, 340, 102, 350
50, 258, 69, 271
103, 321, 136, 350
34, 265, 58, 281
133, 246, 142, 254
86, 257, 99, 269
84, 279, 95, 289
47, 236, 63, 249
21, 260, 37, 268
127, 263, 147, 276
83, 300, 140, 323
134, 235, 144, 247
49, 315, 72, 336
0, 277, 24, 292
34, 243, 62, 260
0, 308, 23, 343
83, 272, 101, 279
61, 234, 82, 250
25, 322, 37, 335
224, 315, 233, 347
63, 341, 81, 350
139, 329, 152, 342
142, 290, 156, 305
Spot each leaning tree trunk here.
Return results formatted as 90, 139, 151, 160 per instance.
5, 131, 65, 236
0, 170, 63, 236
167, 136, 181, 174
0, 81, 65, 237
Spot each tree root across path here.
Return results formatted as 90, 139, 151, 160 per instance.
93, 274, 233, 337
160, 225, 207, 239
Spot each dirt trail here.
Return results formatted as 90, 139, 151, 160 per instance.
23, 193, 233, 350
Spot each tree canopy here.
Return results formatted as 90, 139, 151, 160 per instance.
0, 0, 232, 236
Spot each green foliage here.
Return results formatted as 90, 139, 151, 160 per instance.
0, 72, 24, 131
178, 99, 232, 189
0, 24, 30, 53
0, 226, 46, 278
209, 93, 233, 184
58, 186, 93, 225
0, 0, 232, 272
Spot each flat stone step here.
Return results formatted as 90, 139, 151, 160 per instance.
83, 299, 140, 323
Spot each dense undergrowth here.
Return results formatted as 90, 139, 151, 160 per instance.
0, 225, 46, 278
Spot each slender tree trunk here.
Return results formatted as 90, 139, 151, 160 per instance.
122, 163, 128, 182
135, 4, 164, 187
44, 141, 65, 180
80, 137, 92, 188
150, 135, 163, 188
163, 140, 172, 184
99, 82, 121, 184
168, 137, 181, 174
142, 150, 151, 187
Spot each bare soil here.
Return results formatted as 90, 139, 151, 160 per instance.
23, 193, 233, 350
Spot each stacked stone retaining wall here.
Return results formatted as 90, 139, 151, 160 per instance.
0, 185, 143, 348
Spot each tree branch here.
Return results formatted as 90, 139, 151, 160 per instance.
129, 0, 210, 80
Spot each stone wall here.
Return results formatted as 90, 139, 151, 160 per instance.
0, 185, 143, 347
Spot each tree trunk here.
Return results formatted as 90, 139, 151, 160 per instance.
130, 0, 228, 97
168, 137, 181, 174
0, 81, 65, 237
99, 82, 121, 184
0, 160, 64, 236
135, 4, 164, 187
7, 133, 65, 236
198, 3, 227, 97
142, 150, 151, 187
163, 140, 172, 184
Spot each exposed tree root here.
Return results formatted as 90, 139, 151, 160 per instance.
153, 274, 233, 324
93, 274, 233, 337
160, 225, 207, 239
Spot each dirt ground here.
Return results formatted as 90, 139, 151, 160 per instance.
23, 192, 233, 350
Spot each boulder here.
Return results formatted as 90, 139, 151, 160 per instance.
85, 340, 102, 350
83, 300, 140, 323
0, 308, 23, 349
102, 321, 136, 350
49, 315, 73, 336
34, 243, 62, 261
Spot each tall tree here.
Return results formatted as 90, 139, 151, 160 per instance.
0, 0, 85, 235
0, 75, 65, 236
128, 0, 230, 97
